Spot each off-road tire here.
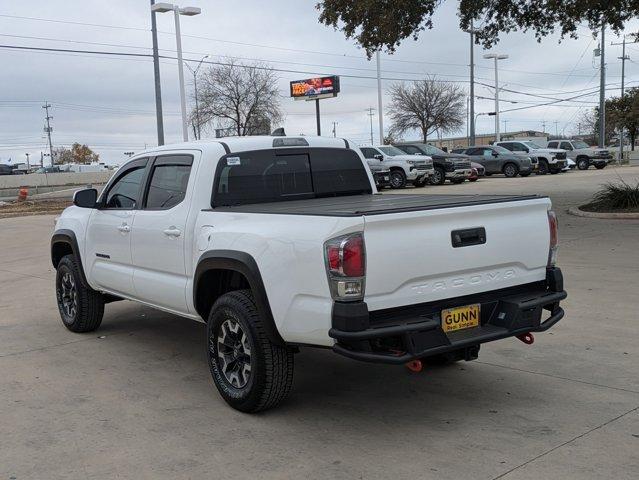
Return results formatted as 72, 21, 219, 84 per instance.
389, 169, 407, 189
503, 163, 519, 178
55, 254, 104, 332
207, 289, 294, 413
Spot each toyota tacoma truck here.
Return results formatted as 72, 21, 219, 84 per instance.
394, 143, 473, 184
546, 139, 611, 170
51, 136, 567, 412
493, 140, 567, 175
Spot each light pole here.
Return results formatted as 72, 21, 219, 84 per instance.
483, 53, 508, 142
185, 55, 209, 140
151, 2, 201, 142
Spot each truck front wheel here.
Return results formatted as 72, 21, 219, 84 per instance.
537, 159, 549, 175
207, 290, 294, 412
389, 169, 407, 189
577, 157, 590, 170
430, 166, 446, 185
55, 254, 104, 332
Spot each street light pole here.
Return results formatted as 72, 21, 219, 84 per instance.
598, 22, 606, 148
185, 55, 209, 140
151, 2, 201, 142
150, 0, 165, 146
376, 51, 384, 143
468, 24, 476, 145
483, 53, 508, 143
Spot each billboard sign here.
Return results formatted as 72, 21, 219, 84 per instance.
290, 76, 340, 100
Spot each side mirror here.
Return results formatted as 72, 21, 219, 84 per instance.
73, 188, 98, 208
374, 154, 383, 160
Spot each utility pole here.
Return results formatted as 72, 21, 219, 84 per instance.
554, 121, 559, 137
331, 121, 338, 138
466, 96, 470, 146
483, 54, 508, 142
542, 120, 547, 133
150, 0, 165, 146
468, 24, 476, 145
612, 35, 635, 163
599, 22, 606, 148
376, 51, 384, 143
185, 55, 209, 140
366, 107, 375, 145
503, 119, 508, 134
42, 102, 54, 166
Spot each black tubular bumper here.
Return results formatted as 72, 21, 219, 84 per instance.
329, 267, 567, 364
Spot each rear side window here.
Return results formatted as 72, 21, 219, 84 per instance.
212, 148, 371, 207
146, 163, 192, 209
548, 141, 558, 148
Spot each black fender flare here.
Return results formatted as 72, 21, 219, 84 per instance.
194, 250, 285, 345
51, 229, 89, 287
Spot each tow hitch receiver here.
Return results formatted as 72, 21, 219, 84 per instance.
517, 332, 535, 345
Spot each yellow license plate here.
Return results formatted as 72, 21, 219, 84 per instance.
441, 304, 480, 333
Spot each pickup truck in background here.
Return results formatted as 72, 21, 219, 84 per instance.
368, 164, 392, 189
546, 139, 611, 170
493, 140, 567, 175
394, 143, 473, 185
51, 136, 567, 412
454, 145, 535, 178
360, 145, 434, 188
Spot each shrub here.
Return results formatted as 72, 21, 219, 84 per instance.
590, 180, 639, 210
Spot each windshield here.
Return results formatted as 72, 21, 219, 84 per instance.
492, 145, 512, 154
377, 146, 405, 156
414, 144, 445, 155
522, 141, 543, 149
572, 140, 590, 149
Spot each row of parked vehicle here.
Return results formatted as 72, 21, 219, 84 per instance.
360, 138, 613, 189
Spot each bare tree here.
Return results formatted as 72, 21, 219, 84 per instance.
387, 78, 465, 143
196, 58, 282, 137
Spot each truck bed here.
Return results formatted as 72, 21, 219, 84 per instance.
211, 193, 541, 217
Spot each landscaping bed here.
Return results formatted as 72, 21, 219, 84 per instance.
0, 199, 72, 219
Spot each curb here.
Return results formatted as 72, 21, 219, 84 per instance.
568, 206, 639, 220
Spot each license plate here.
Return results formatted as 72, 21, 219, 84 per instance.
441, 304, 480, 333
384, 176, 389, 181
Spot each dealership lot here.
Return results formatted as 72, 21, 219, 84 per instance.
1, 167, 638, 480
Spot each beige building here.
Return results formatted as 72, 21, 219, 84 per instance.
430, 130, 548, 151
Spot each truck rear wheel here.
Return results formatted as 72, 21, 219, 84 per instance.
55, 254, 104, 332
207, 289, 294, 412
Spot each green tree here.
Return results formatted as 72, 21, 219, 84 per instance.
316, 1, 639, 56
607, 88, 639, 151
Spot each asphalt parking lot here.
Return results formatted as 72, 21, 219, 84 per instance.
1, 167, 638, 480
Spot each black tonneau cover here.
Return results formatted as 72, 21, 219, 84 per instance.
210, 193, 542, 217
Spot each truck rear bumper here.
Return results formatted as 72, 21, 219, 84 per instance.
329, 268, 566, 364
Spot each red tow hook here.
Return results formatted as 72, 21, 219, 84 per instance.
517, 332, 535, 345
405, 359, 423, 373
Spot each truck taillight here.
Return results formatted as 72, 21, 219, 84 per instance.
547, 209, 558, 266
324, 233, 366, 301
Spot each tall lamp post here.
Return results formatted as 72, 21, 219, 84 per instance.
151, 2, 201, 142
185, 55, 209, 140
483, 53, 508, 142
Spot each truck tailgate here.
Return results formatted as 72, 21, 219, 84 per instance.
363, 197, 551, 311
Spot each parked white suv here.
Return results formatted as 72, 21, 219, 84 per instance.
494, 140, 568, 175
51, 136, 566, 412
546, 139, 611, 170
360, 145, 434, 188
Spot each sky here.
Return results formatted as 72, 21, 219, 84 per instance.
1, 0, 638, 165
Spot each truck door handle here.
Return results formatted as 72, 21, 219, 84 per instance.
163, 227, 182, 237
451, 227, 486, 248
117, 224, 131, 233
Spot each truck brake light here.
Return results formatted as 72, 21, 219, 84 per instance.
324, 233, 366, 301
547, 210, 558, 266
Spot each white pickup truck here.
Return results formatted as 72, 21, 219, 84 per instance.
51, 136, 567, 412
